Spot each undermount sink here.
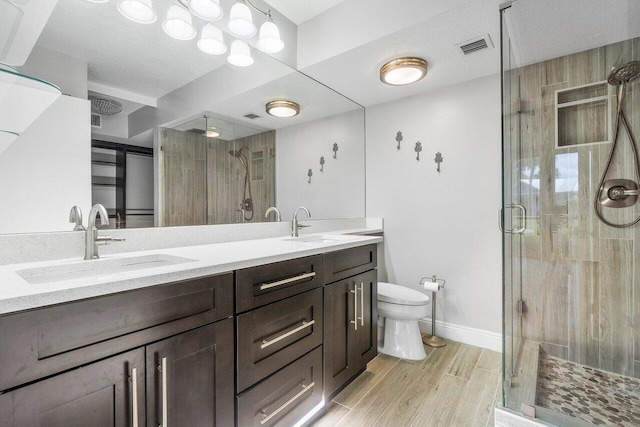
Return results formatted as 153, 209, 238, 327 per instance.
283, 235, 348, 244
16, 254, 196, 285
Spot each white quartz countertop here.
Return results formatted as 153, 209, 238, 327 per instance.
0, 232, 382, 315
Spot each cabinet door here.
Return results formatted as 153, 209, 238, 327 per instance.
323, 279, 357, 398
354, 269, 378, 369
0, 348, 145, 427
146, 319, 234, 427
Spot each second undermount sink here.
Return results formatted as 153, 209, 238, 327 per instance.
283, 234, 349, 244
16, 254, 197, 285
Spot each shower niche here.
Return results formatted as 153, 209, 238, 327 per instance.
555, 81, 611, 147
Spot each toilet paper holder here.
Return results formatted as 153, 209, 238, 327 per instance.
419, 275, 447, 348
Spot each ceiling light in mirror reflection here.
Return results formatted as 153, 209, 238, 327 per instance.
198, 23, 227, 54
118, 0, 157, 24
380, 57, 428, 86
228, 0, 257, 38
163, 5, 196, 40
257, 17, 284, 53
189, 0, 223, 21
227, 40, 254, 66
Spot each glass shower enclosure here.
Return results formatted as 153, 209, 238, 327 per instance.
501, 1, 640, 425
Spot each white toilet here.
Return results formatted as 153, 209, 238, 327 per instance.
377, 282, 430, 360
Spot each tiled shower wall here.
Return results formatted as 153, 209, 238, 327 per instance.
515, 37, 640, 377
159, 128, 275, 226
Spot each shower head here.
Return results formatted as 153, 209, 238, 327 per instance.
607, 61, 640, 86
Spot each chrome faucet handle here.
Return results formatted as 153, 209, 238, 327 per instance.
96, 235, 126, 246
69, 206, 85, 231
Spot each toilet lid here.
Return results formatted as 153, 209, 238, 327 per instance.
378, 282, 430, 306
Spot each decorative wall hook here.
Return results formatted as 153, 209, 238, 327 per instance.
332, 143, 339, 159
320, 156, 325, 172
307, 168, 313, 183
414, 141, 422, 161
396, 131, 403, 150
434, 152, 443, 172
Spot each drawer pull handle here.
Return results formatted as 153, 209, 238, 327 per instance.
161, 357, 168, 427
350, 284, 358, 331
131, 367, 139, 427
260, 382, 315, 425
360, 282, 364, 327
259, 272, 316, 291
261, 320, 316, 349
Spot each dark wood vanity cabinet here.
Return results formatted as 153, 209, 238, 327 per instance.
0, 273, 235, 427
323, 247, 378, 399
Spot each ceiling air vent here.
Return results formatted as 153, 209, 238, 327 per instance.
91, 113, 102, 128
456, 34, 494, 55
243, 113, 260, 119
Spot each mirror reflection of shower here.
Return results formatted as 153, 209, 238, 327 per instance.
594, 61, 640, 228
229, 146, 254, 221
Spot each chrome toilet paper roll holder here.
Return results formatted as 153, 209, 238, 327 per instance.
418, 275, 446, 348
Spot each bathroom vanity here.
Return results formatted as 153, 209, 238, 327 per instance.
0, 234, 380, 427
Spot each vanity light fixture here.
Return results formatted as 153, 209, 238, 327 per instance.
117, 0, 157, 24
265, 100, 299, 118
163, 5, 196, 40
228, 0, 256, 38
189, 0, 223, 21
198, 24, 227, 54
257, 14, 284, 53
227, 40, 254, 66
380, 57, 428, 86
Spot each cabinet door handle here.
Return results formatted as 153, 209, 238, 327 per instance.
350, 283, 358, 331
259, 272, 316, 291
259, 382, 315, 425
359, 282, 364, 327
161, 357, 168, 427
260, 320, 316, 349
131, 367, 139, 427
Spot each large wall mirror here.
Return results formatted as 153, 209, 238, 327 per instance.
0, 0, 365, 234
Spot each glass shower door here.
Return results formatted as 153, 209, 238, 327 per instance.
500, 3, 524, 409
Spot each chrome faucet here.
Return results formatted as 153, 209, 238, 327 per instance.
84, 204, 125, 260
69, 206, 85, 231
265, 206, 281, 222
292, 206, 311, 237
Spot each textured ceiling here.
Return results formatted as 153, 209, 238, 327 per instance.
38, 0, 228, 100
262, 0, 348, 25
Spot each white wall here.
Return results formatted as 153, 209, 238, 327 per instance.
366, 74, 502, 335
276, 109, 365, 220
19, 46, 88, 99
0, 95, 92, 234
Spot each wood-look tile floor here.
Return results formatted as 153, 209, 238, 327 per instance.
311, 338, 502, 427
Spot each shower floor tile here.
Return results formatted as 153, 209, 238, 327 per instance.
537, 355, 640, 426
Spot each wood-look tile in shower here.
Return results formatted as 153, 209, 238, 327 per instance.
567, 47, 606, 88
543, 55, 568, 86
598, 238, 634, 376
568, 261, 600, 367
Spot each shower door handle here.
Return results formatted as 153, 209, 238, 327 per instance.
499, 204, 527, 234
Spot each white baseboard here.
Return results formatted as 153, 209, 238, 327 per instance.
418, 319, 502, 352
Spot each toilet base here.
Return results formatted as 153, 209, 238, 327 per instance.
377, 317, 426, 360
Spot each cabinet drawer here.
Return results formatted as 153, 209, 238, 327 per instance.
237, 288, 323, 392
236, 255, 324, 313
237, 347, 323, 427
324, 244, 377, 284
0, 273, 233, 391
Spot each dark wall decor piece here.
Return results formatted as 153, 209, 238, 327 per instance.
332, 143, 339, 159
308, 168, 313, 184
414, 141, 422, 161
435, 152, 443, 172
320, 156, 325, 172
396, 131, 403, 150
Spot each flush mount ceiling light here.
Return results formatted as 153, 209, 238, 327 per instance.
257, 14, 284, 53
198, 23, 227, 54
380, 57, 428, 86
189, 0, 223, 21
118, 0, 157, 24
87, 0, 109, 3
228, 0, 256, 38
266, 100, 299, 118
227, 40, 254, 66
163, 5, 196, 40
205, 127, 220, 137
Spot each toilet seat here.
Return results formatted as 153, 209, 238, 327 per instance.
378, 282, 430, 306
